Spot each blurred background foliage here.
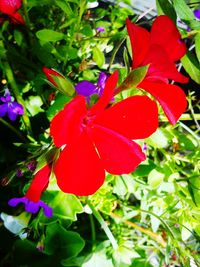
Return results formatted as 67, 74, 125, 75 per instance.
0, 0, 200, 266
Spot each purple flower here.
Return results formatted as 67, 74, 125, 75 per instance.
27, 160, 36, 171
0, 89, 24, 121
96, 27, 105, 33
75, 72, 108, 102
16, 169, 23, 177
194, 9, 200, 20
8, 197, 53, 218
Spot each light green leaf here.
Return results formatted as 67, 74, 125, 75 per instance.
55, 0, 73, 16
181, 52, 200, 84
26, 96, 44, 116
146, 128, 169, 148
148, 169, 164, 189
52, 75, 75, 96
195, 33, 200, 63
36, 29, 65, 43
173, 0, 194, 21
92, 46, 105, 68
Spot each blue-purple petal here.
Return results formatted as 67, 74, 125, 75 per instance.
25, 201, 40, 214
75, 80, 97, 97
97, 72, 107, 91
96, 27, 105, 33
39, 201, 53, 218
194, 9, 200, 20
8, 197, 28, 207
0, 104, 8, 117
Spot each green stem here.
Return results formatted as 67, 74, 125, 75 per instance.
179, 121, 200, 141
89, 214, 96, 250
87, 200, 118, 250
108, 37, 126, 72
0, 118, 27, 142
160, 113, 200, 122
3, 61, 32, 135
22, 0, 31, 29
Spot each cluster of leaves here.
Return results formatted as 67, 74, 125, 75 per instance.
0, 0, 200, 266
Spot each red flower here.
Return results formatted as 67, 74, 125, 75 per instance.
43, 67, 64, 89
0, 0, 24, 24
50, 71, 158, 196
25, 164, 52, 202
126, 15, 188, 125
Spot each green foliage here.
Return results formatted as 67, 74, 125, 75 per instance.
0, 0, 200, 266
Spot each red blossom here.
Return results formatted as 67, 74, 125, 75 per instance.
50, 71, 158, 196
25, 164, 52, 202
126, 15, 188, 125
0, 0, 24, 24
43, 67, 65, 89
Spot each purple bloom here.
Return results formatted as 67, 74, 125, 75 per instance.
96, 27, 105, 33
8, 197, 53, 218
16, 169, 23, 177
194, 9, 200, 20
27, 160, 36, 171
0, 89, 24, 121
75, 72, 108, 102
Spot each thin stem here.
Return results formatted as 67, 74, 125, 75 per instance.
179, 121, 200, 141
107, 37, 126, 72
110, 212, 166, 248
160, 113, 200, 122
89, 214, 96, 250
87, 200, 118, 250
3, 61, 32, 135
0, 118, 27, 142
22, 0, 31, 29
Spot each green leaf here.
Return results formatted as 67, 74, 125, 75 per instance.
148, 169, 164, 189
44, 191, 83, 221
14, 30, 23, 46
44, 223, 85, 259
181, 52, 200, 84
25, 96, 44, 116
146, 128, 169, 148
173, 0, 194, 21
55, 0, 73, 16
35, 148, 58, 172
156, 0, 177, 22
36, 29, 65, 43
52, 75, 75, 96
116, 65, 148, 93
195, 33, 200, 63
47, 93, 70, 120
92, 46, 105, 68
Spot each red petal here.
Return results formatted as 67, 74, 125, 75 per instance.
91, 125, 145, 174
43, 67, 64, 88
10, 12, 25, 24
54, 131, 105, 196
126, 18, 150, 68
94, 95, 158, 140
150, 15, 187, 62
0, 0, 21, 14
25, 164, 51, 202
144, 44, 188, 83
139, 81, 187, 124
89, 71, 118, 115
50, 96, 87, 147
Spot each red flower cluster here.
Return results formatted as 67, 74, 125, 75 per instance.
0, 0, 24, 24
126, 15, 188, 124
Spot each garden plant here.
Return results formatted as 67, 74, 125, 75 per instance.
0, 0, 200, 266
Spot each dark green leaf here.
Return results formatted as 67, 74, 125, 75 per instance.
44, 223, 85, 260
156, 0, 177, 22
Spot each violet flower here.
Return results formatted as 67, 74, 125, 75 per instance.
194, 9, 200, 20
75, 72, 107, 102
8, 197, 53, 218
27, 160, 36, 171
96, 27, 105, 33
0, 89, 24, 121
